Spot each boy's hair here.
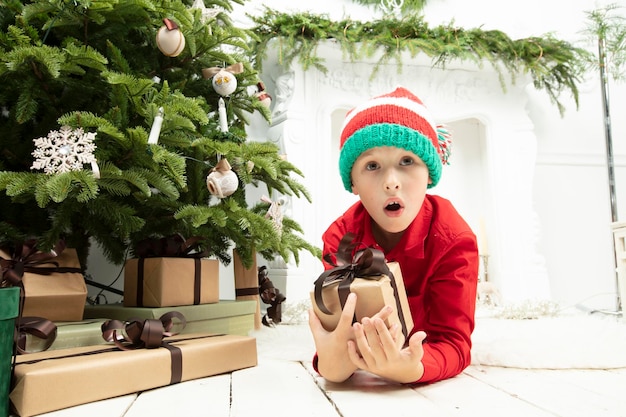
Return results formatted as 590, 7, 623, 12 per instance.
338, 86, 451, 192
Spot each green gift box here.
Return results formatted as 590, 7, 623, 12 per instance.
1, 287, 20, 417
84, 300, 257, 336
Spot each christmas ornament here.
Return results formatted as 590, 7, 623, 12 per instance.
258, 265, 286, 326
212, 70, 237, 96
217, 98, 228, 133
261, 195, 284, 235
156, 18, 185, 57
206, 158, 238, 198
31, 126, 100, 178
202, 63, 244, 97
148, 107, 164, 144
255, 81, 272, 108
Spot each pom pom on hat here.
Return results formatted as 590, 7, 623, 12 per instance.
338, 86, 451, 192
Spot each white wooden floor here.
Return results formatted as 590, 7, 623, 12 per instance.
31, 324, 626, 417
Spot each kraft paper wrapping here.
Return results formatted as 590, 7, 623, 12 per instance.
0, 248, 87, 322
233, 251, 262, 330
124, 257, 219, 307
311, 262, 414, 336
10, 333, 257, 417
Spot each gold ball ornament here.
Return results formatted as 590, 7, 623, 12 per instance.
212, 69, 238, 97
156, 19, 186, 57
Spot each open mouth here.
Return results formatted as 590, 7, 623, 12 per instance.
385, 201, 402, 212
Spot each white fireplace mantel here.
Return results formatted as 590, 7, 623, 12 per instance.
248, 41, 551, 304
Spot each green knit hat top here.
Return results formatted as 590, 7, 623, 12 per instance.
338, 87, 451, 192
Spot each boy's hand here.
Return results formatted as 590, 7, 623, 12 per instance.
308, 292, 360, 382
347, 313, 426, 384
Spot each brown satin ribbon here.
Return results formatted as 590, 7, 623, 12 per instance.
235, 287, 259, 296
14, 316, 58, 355
101, 311, 187, 384
193, 258, 201, 305
313, 233, 410, 339
201, 62, 244, 79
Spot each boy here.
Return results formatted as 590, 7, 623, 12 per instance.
309, 86, 479, 384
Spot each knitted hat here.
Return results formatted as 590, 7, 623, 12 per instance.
339, 86, 451, 192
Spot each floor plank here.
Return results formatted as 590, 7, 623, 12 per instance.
418, 369, 556, 417
465, 366, 626, 417
35, 394, 137, 417
123, 374, 231, 417
230, 358, 340, 417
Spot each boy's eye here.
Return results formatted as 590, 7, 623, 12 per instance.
400, 156, 414, 166
365, 161, 379, 171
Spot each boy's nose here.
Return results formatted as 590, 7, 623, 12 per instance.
384, 172, 400, 190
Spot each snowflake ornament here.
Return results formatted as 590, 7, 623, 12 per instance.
31, 126, 97, 175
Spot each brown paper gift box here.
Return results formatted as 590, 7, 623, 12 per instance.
10, 333, 257, 417
0, 248, 87, 322
124, 257, 219, 307
233, 250, 262, 330
311, 262, 414, 336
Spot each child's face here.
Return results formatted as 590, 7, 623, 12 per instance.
351, 146, 430, 234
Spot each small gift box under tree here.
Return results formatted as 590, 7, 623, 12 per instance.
124, 234, 219, 307
0, 240, 87, 322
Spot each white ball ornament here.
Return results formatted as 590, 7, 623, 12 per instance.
156, 18, 186, 57
212, 69, 238, 97
207, 158, 238, 198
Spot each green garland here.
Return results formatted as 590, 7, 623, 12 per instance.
352, 0, 427, 14
250, 9, 591, 114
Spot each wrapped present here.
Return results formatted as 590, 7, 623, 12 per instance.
311, 234, 414, 339
85, 300, 257, 336
233, 250, 262, 330
124, 234, 219, 307
0, 287, 20, 417
10, 313, 257, 417
0, 240, 87, 321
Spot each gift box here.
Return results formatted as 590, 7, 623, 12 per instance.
0, 287, 20, 417
10, 333, 257, 417
124, 257, 219, 307
233, 250, 262, 330
85, 300, 257, 336
311, 242, 414, 339
0, 244, 87, 322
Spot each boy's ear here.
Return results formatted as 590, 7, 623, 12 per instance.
428, 177, 433, 185
351, 181, 359, 196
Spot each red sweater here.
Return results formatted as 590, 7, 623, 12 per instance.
318, 194, 479, 384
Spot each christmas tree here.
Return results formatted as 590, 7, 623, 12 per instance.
0, 0, 319, 269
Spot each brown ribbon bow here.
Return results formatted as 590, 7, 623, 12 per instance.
101, 311, 187, 384
0, 239, 76, 287
101, 311, 186, 350
201, 62, 244, 80
313, 233, 409, 339
14, 316, 58, 355
134, 234, 208, 259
